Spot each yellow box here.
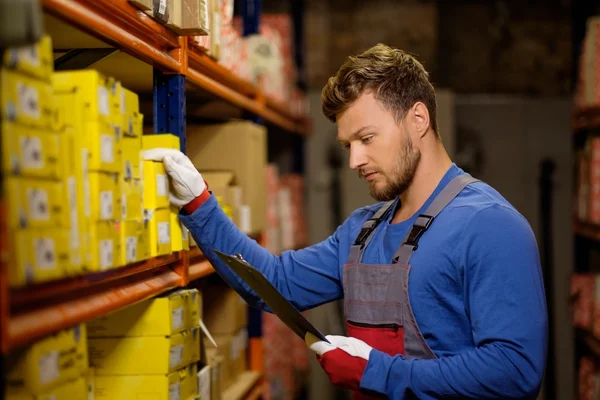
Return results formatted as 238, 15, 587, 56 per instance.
65, 175, 84, 272
6, 177, 69, 230
120, 179, 143, 221
84, 369, 95, 400
9, 228, 70, 286
143, 160, 170, 209
170, 207, 189, 252
1, 69, 54, 128
94, 364, 197, 400
87, 221, 122, 272
3, 35, 54, 81
142, 133, 181, 150
121, 136, 141, 180
117, 220, 148, 265
89, 327, 201, 375
120, 86, 141, 137
144, 208, 171, 257
87, 288, 200, 337
89, 172, 119, 222
6, 377, 88, 400
52, 70, 115, 125
1, 121, 62, 178
7, 325, 87, 394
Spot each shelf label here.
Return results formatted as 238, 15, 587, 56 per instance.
126, 236, 137, 263
39, 350, 59, 384
20, 136, 44, 169
156, 174, 168, 197
99, 239, 113, 270
98, 86, 109, 116
169, 344, 183, 369
100, 191, 114, 220
100, 134, 115, 164
28, 187, 50, 221
158, 222, 170, 244
169, 382, 180, 400
17, 82, 40, 119
172, 307, 184, 331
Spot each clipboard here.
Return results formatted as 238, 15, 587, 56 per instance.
213, 249, 329, 344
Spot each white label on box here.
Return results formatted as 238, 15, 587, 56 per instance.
158, 222, 170, 244
100, 191, 114, 219
82, 148, 90, 217
39, 350, 59, 384
172, 307, 184, 331
158, 0, 167, 15
169, 382, 180, 400
98, 86, 109, 116
28, 188, 50, 221
181, 224, 189, 241
156, 174, 168, 196
100, 134, 115, 163
20, 45, 40, 66
17, 82, 40, 119
100, 239, 113, 270
126, 236, 137, 262
20, 136, 44, 169
121, 194, 127, 219
198, 366, 211, 400
239, 205, 251, 233
121, 89, 126, 115
169, 344, 183, 369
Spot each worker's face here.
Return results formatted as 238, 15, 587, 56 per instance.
337, 92, 421, 201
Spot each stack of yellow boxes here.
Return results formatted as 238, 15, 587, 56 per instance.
5, 324, 89, 399
113, 82, 148, 265
87, 289, 202, 399
53, 70, 124, 273
1, 35, 75, 286
141, 133, 190, 255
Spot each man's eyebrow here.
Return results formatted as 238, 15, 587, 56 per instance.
336, 125, 375, 142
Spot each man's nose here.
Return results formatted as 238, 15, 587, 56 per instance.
348, 146, 367, 170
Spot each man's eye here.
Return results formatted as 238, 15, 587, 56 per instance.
362, 136, 373, 144
341, 143, 350, 150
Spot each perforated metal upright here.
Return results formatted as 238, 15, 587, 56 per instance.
153, 70, 187, 153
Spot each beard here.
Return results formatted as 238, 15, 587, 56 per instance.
368, 134, 421, 201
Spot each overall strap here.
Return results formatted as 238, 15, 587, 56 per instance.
347, 200, 396, 264
392, 174, 480, 265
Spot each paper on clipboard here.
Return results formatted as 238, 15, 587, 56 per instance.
213, 249, 329, 343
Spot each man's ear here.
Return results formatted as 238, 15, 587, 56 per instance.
411, 102, 430, 139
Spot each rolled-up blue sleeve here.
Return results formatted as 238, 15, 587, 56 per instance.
359, 204, 548, 399
179, 195, 345, 311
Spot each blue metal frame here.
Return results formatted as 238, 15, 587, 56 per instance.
153, 69, 187, 153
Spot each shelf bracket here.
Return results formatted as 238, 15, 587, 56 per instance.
54, 48, 117, 70
153, 69, 186, 153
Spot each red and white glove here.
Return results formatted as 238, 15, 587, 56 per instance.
143, 148, 209, 212
309, 335, 373, 391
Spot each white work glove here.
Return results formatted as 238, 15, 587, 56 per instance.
309, 335, 373, 360
143, 148, 206, 208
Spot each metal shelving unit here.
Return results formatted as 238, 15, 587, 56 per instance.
1, 0, 309, 397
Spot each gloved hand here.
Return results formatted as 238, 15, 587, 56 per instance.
309, 335, 373, 391
143, 148, 207, 209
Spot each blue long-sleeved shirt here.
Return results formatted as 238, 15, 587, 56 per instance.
179, 164, 548, 399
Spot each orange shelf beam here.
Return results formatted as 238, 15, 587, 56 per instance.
8, 266, 182, 350
189, 260, 215, 281
574, 219, 600, 242
574, 106, 600, 131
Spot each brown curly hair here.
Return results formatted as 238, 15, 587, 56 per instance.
321, 43, 439, 137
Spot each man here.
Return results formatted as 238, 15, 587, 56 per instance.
145, 43, 548, 399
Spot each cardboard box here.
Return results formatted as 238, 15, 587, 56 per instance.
144, 208, 172, 257
6, 377, 88, 400
89, 172, 120, 222
87, 221, 122, 272
89, 327, 200, 375
120, 179, 143, 221
143, 160, 170, 209
1, 69, 54, 129
204, 349, 222, 400
197, 365, 211, 400
142, 133, 181, 150
121, 137, 141, 180
118, 220, 148, 265
88, 289, 200, 337
187, 121, 267, 234
172, 0, 210, 35
7, 325, 88, 394
3, 34, 54, 82
203, 285, 248, 335
94, 364, 197, 400
211, 329, 247, 390
1, 121, 62, 178
5, 177, 69, 229
52, 70, 116, 126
